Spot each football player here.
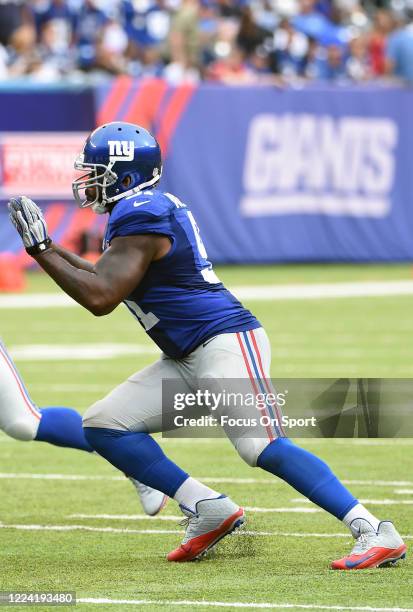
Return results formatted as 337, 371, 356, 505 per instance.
0, 339, 167, 516
8, 122, 406, 567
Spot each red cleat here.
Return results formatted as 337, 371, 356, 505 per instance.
167, 497, 245, 562
331, 519, 407, 570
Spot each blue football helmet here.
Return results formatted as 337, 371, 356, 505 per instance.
72, 121, 162, 214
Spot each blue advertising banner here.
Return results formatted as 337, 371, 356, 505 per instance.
161, 85, 413, 262
0, 88, 94, 131
1, 82, 412, 263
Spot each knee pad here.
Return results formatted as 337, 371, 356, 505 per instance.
235, 437, 271, 467
4, 417, 40, 441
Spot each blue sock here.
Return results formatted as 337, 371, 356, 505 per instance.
257, 438, 358, 519
84, 427, 189, 497
36, 407, 93, 452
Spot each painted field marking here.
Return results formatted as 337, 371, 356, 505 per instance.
1, 473, 413, 487
71, 513, 182, 521
341, 479, 413, 486
1, 523, 412, 540
0, 523, 180, 535
0, 472, 123, 481
245, 507, 320, 513
9, 344, 158, 361
292, 498, 413, 506
0, 294, 77, 309
68, 507, 321, 521
395, 490, 413, 495
330, 440, 413, 446
2, 280, 413, 310
77, 598, 413, 611
233, 281, 413, 301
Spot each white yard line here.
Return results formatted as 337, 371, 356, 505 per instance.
245, 507, 320, 513
2, 280, 413, 310
0, 523, 180, 535
329, 440, 413, 446
341, 479, 413, 486
9, 344, 158, 361
1, 472, 413, 487
70, 513, 182, 521
76, 599, 413, 612
0, 472, 124, 481
233, 281, 413, 301
1, 522, 412, 540
291, 498, 413, 506
0, 294, 77, 309
394, 490, 413, 495
68, 507, 321, 521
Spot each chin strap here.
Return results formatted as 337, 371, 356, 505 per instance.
91, 202, 109, 215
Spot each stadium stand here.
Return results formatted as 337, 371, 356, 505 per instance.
0, 0, 412, 85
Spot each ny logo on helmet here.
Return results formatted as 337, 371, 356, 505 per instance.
108, 140, 134, 162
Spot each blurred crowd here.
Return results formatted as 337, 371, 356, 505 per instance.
0, 0, 413, 85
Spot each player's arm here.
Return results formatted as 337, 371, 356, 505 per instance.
8, 195, 164, 316
51, 244, 95, 272
32, 235, 160, 316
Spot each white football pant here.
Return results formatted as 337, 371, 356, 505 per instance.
83, 328, 285, 467
0, 341, 41, 440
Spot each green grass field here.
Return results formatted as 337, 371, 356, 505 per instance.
1, 265, 412, 611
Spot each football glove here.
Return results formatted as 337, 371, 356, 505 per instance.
8, 196, 51, 256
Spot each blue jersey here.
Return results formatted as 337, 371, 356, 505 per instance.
104, 189, 260, 359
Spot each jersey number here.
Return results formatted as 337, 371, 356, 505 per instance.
187, 211, 208, 259
166, 192, 220, 285
125, 300, 160, 331
187, 211, 220, 284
